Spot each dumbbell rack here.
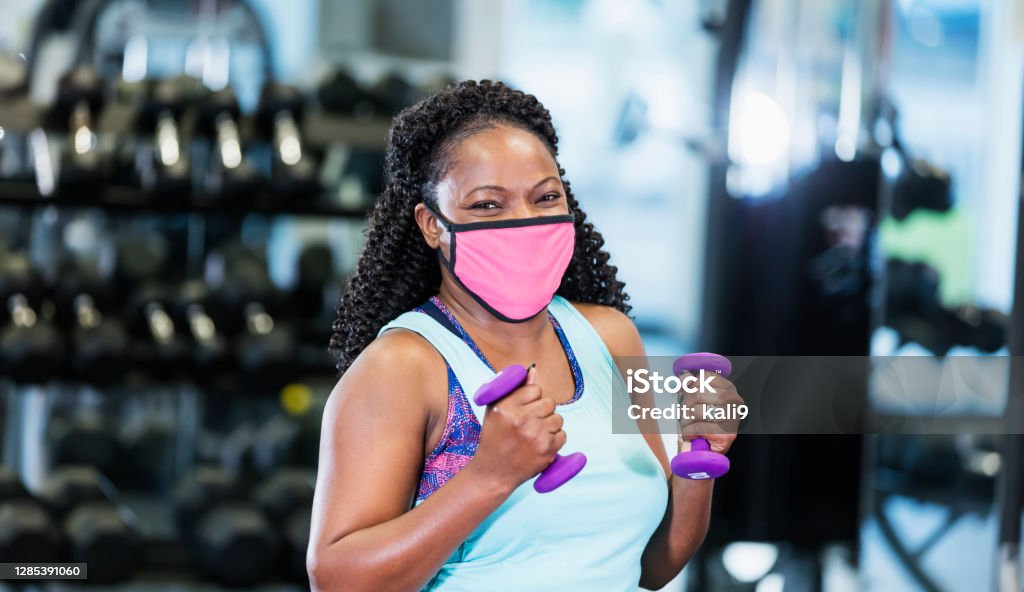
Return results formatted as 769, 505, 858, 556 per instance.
0, 99, 390, 218
0, 95, 378, 588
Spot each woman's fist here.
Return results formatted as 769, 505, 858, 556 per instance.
470, 366, 566, 492
676, 371, 743, 455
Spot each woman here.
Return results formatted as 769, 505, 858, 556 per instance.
308, 80, 741, 591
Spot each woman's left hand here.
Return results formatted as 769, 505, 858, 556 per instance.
676, 372, 744, 455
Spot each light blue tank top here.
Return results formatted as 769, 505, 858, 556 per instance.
378, 296, 669, 591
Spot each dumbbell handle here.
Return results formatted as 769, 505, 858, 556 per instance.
155, 110, 183, 168
473, 364, 587, 493
273, 112, 304, 166
7, 294, 38, 328
670, 353, 733, 480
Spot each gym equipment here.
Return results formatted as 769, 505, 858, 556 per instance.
175, 280, 231, 379
200, 88, 261, 199
130, 283, 191, 379
317, 68, 373, 117
473, 365, 587, 493
253, 468, 314, 580
113, 231, 171, 293
257, 82, 320, 198
369, 72, 417, 116
670, 353, 732, 480
220, 412, 319, 478
219, 421, 260, 477
38, 466, 140, 582
206, 244, 296, 389
248, 413, 320, 476
886, 259, 1006, 355
283, 510, 311, 580
137, 75, 203, 198
53, 266, 129, 385
1, 464, 59, 565
51, 65, 105, 196
64, 501, 141, 583
0, 250, 64, 383
0, 500, 63, 563
253, 468, 314, 524
119, 415, 176, 491
293, 242, 336, 316
39, 465, 118, 519
49, 414, 122, 477
293, 243, 342, 374
0, 467, 28, 501
173, 466, 279, 586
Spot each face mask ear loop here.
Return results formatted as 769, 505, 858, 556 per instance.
423, 201, 457, 272
422, 201, 452, 232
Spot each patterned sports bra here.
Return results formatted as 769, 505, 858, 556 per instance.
411, 296, 584, 501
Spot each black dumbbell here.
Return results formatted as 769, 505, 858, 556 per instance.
0, 251, 64, 383
130, 283, 191, 379
206, 245, 296, 389
39, 466, 141, 583
107, 79, 148, 187
293, 243, 336, 314
257, 82, 320, 198
293, 243, 340, 373
49, 414, 123, 478
0, 466, 63, 563
199, 88, 261, 199
137, 75, 204, 198
51, 65, 106, 196
53, 265, 129, 385
175, 280, 231, 381
253, 468, 314, 580
317, 68, 374, 117
119, 414, 176, 491
249, 414, 320, 477
173, 466, 279, 586
219, 421, 258, 477
0, 467, 28, 501
284, 509, 311, 582
113, 231, 171, 292
369, 72, 417, 117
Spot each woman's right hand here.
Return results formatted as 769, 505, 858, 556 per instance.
469, 365, 566, 493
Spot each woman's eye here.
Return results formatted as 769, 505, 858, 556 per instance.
470, 202, 499, 210
538, 193, 562, 202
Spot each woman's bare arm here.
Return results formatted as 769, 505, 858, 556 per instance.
575, 304, 713, 590
308, 330, 566, 592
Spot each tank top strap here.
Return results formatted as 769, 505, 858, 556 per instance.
546, 297, 619, 372
378, 311, 496, 424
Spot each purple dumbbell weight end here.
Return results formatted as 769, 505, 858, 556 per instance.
473, 364, 587, 493
670, 352, 732, 480
473, 364, 530, 406
672, 353, 732, 377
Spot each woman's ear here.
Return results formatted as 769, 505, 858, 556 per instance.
414, 203, 444, 249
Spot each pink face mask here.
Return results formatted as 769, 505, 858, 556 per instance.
426, 203, 576, 323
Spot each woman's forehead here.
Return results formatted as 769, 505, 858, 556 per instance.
444, 126, 558, 191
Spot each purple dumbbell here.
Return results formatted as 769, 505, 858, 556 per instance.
474, 364, 587, 493
670, 353, 733, 480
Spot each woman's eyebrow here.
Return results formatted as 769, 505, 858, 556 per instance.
465, 176, 559, 198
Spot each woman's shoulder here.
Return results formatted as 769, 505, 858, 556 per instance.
328, 327, 447, 405
565, 301, 643, 358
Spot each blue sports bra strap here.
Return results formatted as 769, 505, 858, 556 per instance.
546, 296, 617, 368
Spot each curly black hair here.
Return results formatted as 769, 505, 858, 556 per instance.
330, 79, 631, 374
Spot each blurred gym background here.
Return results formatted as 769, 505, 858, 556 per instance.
0, 0, 1020, 590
